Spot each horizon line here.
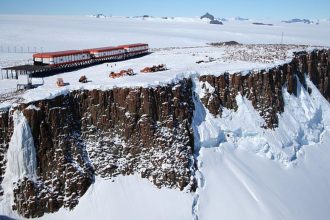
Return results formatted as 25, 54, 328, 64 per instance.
0, 13, 328, 21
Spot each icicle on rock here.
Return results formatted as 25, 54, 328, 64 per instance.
6, 110, 37, 180
0, 110, 37, 216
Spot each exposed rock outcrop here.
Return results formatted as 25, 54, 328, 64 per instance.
0, 110, 13, 196
10, 99, 94, 218
200, 13, 215, 21
199, 49, 329, 128
77, 79, 195, 190
306, 50, 330, 100
200, 12, 223, 25
210, 20, 223, 25
0, 79, 195, 218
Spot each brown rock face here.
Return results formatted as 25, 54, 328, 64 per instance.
0, 110, 13, 196
306, 50, 330, 101
76, 79, 195, 190
200, 49, 329, 128
8, 98, 95, 218
200, 70, 284, 128
0, 79, 195, 218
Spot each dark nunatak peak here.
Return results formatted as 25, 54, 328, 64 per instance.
252, 22, 274, 26
209, 41, 240, 46
201, 12, 215, 21
92, 13, 107, 18
201, 13, 223, 25
210, 20, 223, 25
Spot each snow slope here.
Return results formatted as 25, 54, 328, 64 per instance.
38, 176, 193, 220
197, 133, 330, 220
193, 76, 330, 220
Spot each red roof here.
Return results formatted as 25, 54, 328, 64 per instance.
32, 43, 149, 59
118, 43, 148, 48
33, 50, 88, 58
86, 46, 125, 53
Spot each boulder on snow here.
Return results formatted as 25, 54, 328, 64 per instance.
210, 20, 223, 25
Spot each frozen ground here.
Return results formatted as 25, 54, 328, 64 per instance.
1, 15, 330, 220
0, 43, 315, 109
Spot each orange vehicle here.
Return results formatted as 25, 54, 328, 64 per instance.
56, 78, 65, 87
140, 64, 167, 73
109, 68, 134, 79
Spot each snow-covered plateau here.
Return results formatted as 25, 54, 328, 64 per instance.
0, 15, 330, 220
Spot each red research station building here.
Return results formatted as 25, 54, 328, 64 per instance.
33, 50, 91, 66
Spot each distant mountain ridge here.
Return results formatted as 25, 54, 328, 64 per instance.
235, 16, 249, 21
282, 18, 314, 24
89, 14, 108, 18
200, 12, 223, 25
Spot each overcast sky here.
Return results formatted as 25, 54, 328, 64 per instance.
0, 0, 329, 19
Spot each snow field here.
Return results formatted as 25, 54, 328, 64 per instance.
38, 176, 193, 220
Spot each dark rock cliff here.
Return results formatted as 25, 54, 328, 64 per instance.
0, 49, 328, 218
0, 110, 13, 196
0, 79, 195, 218
200, 49, 329, 128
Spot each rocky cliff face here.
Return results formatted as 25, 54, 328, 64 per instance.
0, 110, 13, 196
0, 49, 329, 218
0, 79, 195, 218
78, 81, 195, 191
306, 50, 330, 100
200, 49, 329, 128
